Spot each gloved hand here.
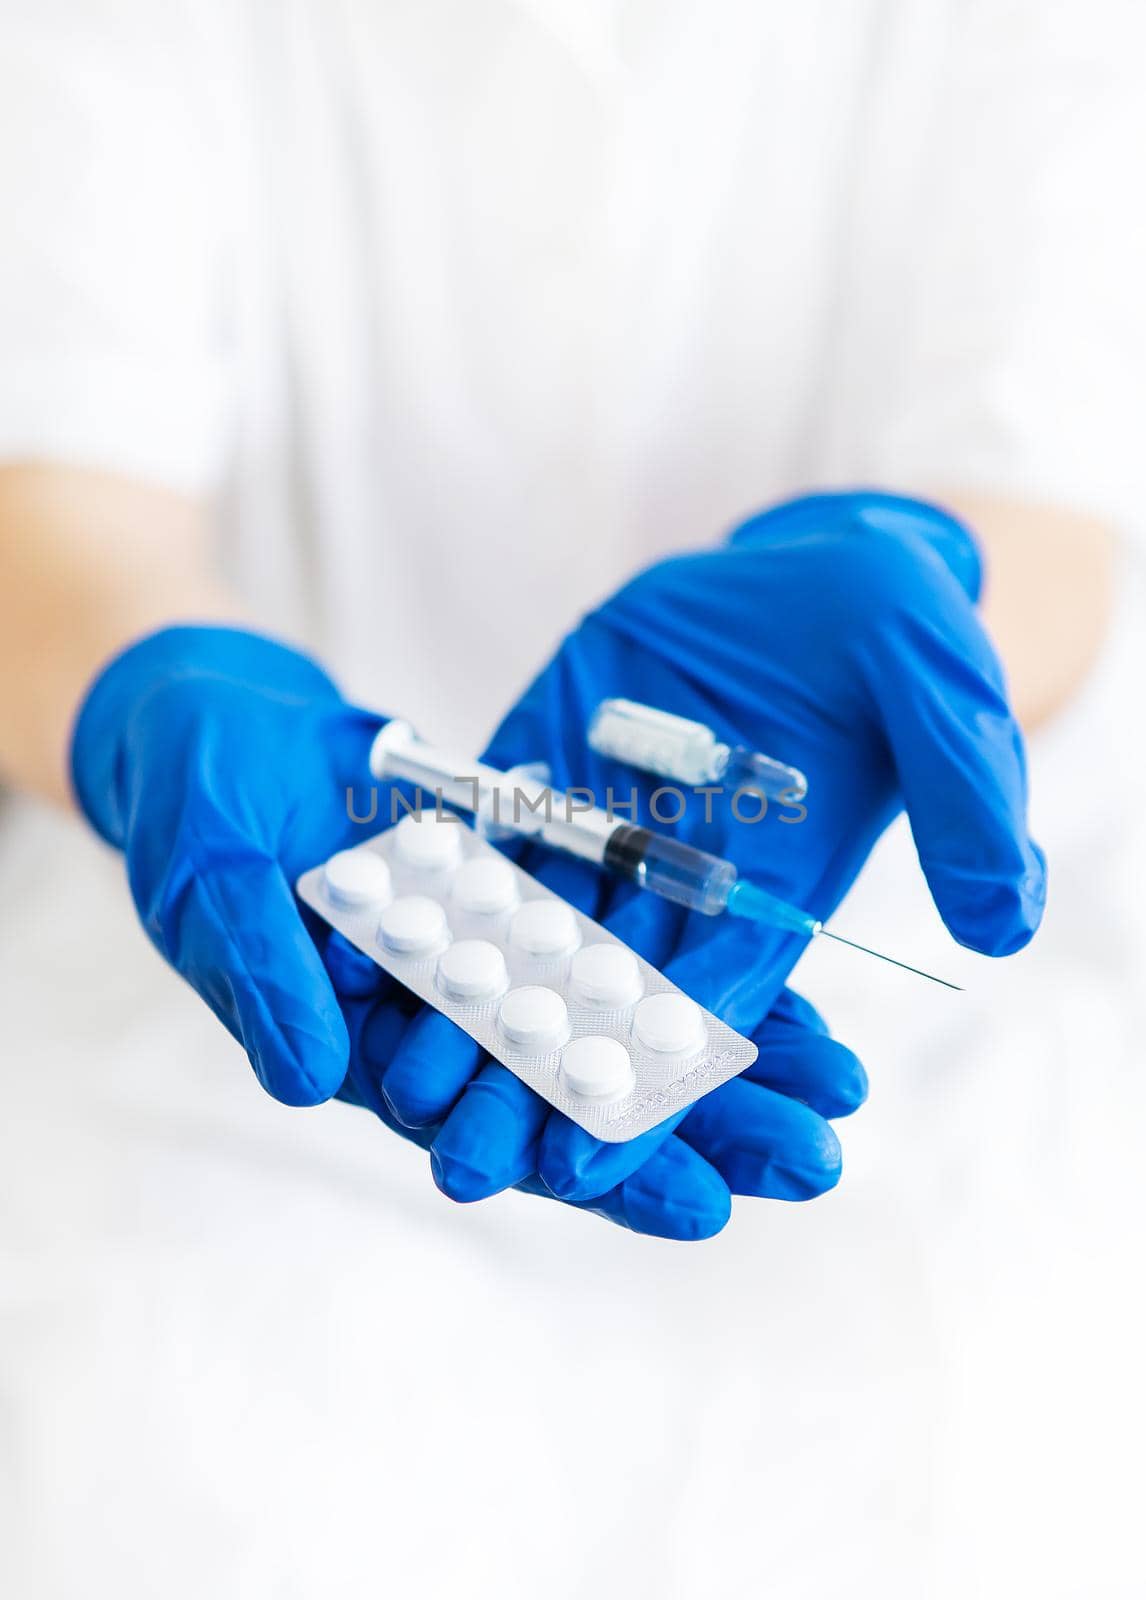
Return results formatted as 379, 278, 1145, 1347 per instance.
362, 491, 1045, 1221
70, 625, 383, 1107
337, 970, 863, 1240
72, 623, 860, 1241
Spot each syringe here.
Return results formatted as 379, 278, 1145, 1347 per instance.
369, 723, 960, 990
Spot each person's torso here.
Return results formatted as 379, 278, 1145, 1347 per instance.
199, 0, 931, 742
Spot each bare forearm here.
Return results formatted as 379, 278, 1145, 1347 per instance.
0, 462, 240, 804
0, 464, 1115, 808
940, 492, 1115, 732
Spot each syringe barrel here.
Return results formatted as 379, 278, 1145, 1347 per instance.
371, 721, 616, 859
602, 825, 736, 916
373, 723, 738, 914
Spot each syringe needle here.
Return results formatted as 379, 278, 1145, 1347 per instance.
818, 929, 963, 991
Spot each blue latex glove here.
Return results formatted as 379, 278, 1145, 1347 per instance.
366, 490, 1045, 1215
71, 626, 383, 1107
71, 623, 859, 1241
336, 969, 863, 1239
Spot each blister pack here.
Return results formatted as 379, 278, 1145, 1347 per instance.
297, 812, 758, 1141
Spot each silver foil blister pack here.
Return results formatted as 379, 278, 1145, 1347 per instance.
297, 813, 758, 1141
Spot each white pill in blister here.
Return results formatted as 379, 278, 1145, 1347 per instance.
568, 943, 644, 1009
451, 856, 519, 916
509, 899, 580, 958
632, 993, 707, 1056
323, 849, 392, 910
498, 986, 570, 1050
436, 939, 509, 1002
378, 895, 449, 955
559, 1036, 635, 1102
393, 812, 464, 871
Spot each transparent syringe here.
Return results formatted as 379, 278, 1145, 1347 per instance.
370, 723, 960, 989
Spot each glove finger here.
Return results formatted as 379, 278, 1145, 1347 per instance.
350, 984, 729, 1239
344, 969, 732, 1237
377, 1005, 485, 1129
768, 985, 829, 1034
150, 853, 349, 1107
538, 1105, 691, 1203
321, 928, 387, 999
678, 1076, 842, 1199
555, 1135, 732, 1241
743, 993, 868, 1119
539, 1001, 856, 1204
537, 912, 796, 1203
542, 974, 866, 1201
868, 577, 1046, 956
339, 990, 427, 1131
530, 889, 693, 1202
430, 1063, 549, 1201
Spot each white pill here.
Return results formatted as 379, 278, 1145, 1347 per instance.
393, 811, 464, 871
451, 856, 519, 916
323, 849, 392, 910
568, 943, 644, 1009
377, 895, 449, 955
559, 1036, 635, 1102
436, 939, 509, 1002
509, 899, 580, 958
632, 993, 707, 1056
497, 986, 570, 1051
